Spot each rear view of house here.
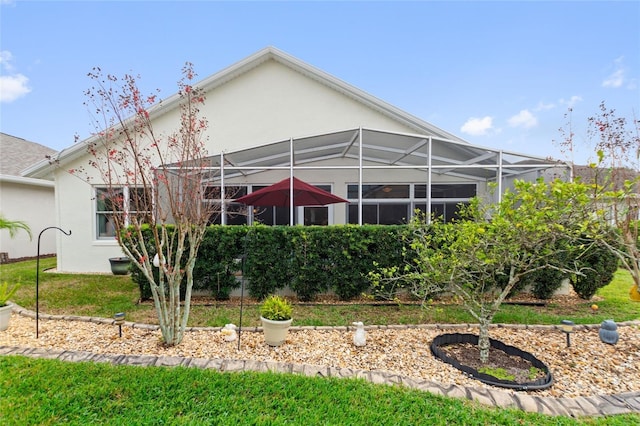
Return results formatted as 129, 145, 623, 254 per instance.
23, 47, 569, 273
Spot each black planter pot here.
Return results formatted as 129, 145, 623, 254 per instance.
430, 333, 553, 391
109, 257, 131, 275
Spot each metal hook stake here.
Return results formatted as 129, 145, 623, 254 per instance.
36, 227, 71, 338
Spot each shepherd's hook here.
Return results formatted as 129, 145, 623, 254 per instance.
36, 227, 71, 338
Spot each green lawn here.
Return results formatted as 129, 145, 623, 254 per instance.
1, 356, 638, 426
1, 258, 639, 424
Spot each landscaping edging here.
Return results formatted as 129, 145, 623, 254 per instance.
430, 333, 553, 391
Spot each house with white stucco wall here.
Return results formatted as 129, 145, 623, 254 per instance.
23, 47, 568, 273
0, 133, 56, 260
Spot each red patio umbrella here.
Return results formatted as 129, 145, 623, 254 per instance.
233, 177, 348, 207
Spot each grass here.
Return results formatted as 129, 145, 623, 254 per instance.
1, 356, 638, 426
1, 258, 639, 424
1, 257, 638, 328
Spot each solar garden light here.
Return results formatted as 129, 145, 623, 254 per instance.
560, 319, 575, 348
114, 312, 126, 337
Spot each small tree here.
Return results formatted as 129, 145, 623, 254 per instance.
75, 63, 220, 345
560, 102, 640, 291
372, 179, 603, 363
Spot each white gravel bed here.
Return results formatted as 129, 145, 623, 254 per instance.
2, 314, 639, 399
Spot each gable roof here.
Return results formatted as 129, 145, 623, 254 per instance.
24, 47, 469, 179
0, 133, 56, 177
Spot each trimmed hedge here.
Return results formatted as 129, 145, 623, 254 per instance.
124, 225, 610, 302
124, 225, 407, 302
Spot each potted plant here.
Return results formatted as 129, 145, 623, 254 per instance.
0, 281, 21, 331
109, 256, 131, 275
260, 295, 293, 346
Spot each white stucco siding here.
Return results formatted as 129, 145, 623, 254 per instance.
53, 165, 125, 273
150, 60, 419, 154
0, 179, 55, 259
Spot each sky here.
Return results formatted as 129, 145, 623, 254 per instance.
0, 0, 638, 166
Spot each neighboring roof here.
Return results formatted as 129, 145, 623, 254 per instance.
205, 128, 567, 182
573, 164, 640, 192
0, 133, 56, 177
24, 46, 469, 179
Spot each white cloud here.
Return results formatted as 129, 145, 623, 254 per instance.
534, 101, 555, 111
460, 116, 494, 136
603, 70, 624, 88
0, 74, 31, 102
559, 96, 583, 108
508, 109, 537, 129
0, 50, 15, 72
0, 50, 31, 102
602, 56, 626, 88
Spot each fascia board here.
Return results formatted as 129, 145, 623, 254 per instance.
0, 174, 54, 187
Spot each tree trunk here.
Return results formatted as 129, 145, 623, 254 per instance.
478, 317, 491, 363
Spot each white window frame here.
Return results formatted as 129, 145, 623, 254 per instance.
94, 186, 152, 240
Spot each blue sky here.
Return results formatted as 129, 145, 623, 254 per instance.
1, 1, 638, 165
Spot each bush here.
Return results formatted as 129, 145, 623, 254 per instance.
290, 228, 330, 301
259, 295, 293, 320
243, 226, 293, 300
572, 243, 618, 299
123, 225, 415, 302
525, 268, 567, 300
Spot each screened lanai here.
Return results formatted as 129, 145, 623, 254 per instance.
199, 127, 570, 226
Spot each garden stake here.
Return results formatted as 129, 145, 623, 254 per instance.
36, 226, 71, 338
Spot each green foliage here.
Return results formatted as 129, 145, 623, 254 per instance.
243, 225, 293, 299
478, 367, 514, 381
528, 367, 543, 380
290, 228, 331, 301
193, 226, 245, 300
372, 179, 609, 363
515, 265, 567, 300
126, 225, 408, 302
0, 214, 32, 240
572, 242, 619, 299
260, 295, 293, 321
0, 281, 21, 306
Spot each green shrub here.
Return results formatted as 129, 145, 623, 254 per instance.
572, 242, 618, 299
260, 295, 293, 320
290, 228, 330, 301
243, 226, 293, 300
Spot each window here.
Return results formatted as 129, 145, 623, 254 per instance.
250, 184, 296, 225
347, 183, 476, 224
208, 183, 336, 226
303, 185, 332, 225
204, 186, 249, 225
95, 187, 152, 239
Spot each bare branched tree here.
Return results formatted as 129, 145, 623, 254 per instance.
561, 102, 640, 291
75, 63, 220, 345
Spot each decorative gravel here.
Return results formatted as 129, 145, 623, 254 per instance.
2, 313, 639, 398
